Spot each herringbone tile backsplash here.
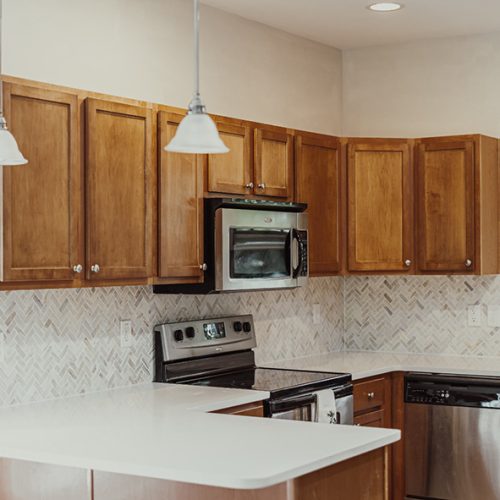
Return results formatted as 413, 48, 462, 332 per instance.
345, 275, 500, 356
0, 278, 343, 407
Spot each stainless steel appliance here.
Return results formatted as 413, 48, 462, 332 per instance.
153, 198, 308, 294
405, 372, 500, 500
154, 315, 353, 424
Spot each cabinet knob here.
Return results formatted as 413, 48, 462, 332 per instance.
367, 392, 375, 400
257, 183, 266, 190
465, 259, 472, 268
73, 264, 83, 274
199, 263, 208, 271
404, 259, 412, 267
91, 264, 100, 273
245, 182, 254, 189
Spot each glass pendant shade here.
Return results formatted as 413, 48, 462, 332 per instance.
165, 111, 229, 154
0, 126, 27, 165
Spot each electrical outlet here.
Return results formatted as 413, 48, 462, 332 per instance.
0, 332, 4, 363
487, 305, 500, 327
313, 303, 321, 325
120, 320, 133, 348
467, 305, 482, 327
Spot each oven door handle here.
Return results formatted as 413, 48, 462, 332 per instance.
268, 393, 317, 414
292, 229, 305, 278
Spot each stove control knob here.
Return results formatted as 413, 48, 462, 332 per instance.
173, 329, 184, 342
243, 322, 252, 333
185, 326, 195, 339
233, 321, 243, 332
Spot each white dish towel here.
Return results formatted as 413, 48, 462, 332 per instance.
316, 389, 337, 424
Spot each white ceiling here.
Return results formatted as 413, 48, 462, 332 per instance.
201, 0, 500, 49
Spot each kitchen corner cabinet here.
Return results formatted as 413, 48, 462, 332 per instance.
2, 82, 82, 282
295, 132, 343, 275
157, 112, 204, 282
415, 135, 498, 274
347, 139, 414, 273
85, 98, 154, 281
207, 118, 294, 199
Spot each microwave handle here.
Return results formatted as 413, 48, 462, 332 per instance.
292, 229, 305, 278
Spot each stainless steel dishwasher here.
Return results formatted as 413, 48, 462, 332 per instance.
405, 372, 500, 500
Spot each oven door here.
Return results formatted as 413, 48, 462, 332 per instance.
267, 394, 317, 421
215, 208, 308, 292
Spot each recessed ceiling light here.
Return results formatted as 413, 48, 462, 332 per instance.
368, 2, 403, 12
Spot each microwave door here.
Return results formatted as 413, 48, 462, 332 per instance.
216, 208, 299, 292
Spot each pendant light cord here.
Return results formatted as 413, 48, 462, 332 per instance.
194, 0, 200, 99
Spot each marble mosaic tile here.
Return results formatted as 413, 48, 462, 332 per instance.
0, 277, 343, 407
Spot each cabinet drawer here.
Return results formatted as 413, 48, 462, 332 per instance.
354, 409, 385, 428
354, 378, 386, 414
213, 402, 264, 417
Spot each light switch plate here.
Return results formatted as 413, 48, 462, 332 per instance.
120, 320, 133, 348
467, 305, 482, 327
487, 305, 500, 327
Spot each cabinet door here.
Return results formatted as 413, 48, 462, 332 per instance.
158, 112, 204, 281
207, 120, 251, 195
416, 140, 474, 272
295, 133, 341, 275
347, 141, 413, 272
85, 98, 153, 280
254, 127, 293, 198
2, 83, 82, 282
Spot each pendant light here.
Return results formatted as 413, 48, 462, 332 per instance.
0, 0, 27, 166
165, 0, 228, 154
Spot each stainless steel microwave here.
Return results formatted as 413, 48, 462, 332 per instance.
154, 198, 308, 294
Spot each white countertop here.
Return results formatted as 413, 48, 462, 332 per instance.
0, 382, 399, 490
263, 351, 500, 380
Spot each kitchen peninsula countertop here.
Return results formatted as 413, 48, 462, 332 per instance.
263, 351, 500, 380
0, 382, 399, 490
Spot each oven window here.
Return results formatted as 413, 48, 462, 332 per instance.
230, 228, 290, 279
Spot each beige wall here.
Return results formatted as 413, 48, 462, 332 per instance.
4, 0, 342, 135
342, 31, 500, 138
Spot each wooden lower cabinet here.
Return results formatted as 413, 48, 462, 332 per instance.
0, 459, 90, 500
0, 449, 388, 500
214, 401, 265, 417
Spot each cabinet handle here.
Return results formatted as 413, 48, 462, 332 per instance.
465, 259, 472, 268
200, 263, 208, 271
73, 264, 83, 273
245, 182, 254, 189
91, 264, 100, 273
404, 259, 412, 267
367, 392, 375, 400
257, 183, 266, 190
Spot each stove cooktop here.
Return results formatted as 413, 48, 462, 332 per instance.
183, 367, 351, 399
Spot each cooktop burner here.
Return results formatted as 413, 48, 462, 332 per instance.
184, 367, 350, 398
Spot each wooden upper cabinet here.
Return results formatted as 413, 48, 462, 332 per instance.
347, 140, 413, 272
157, 112, 204, 282
295, 132, 342, 275
416, 135, 498, 274
2, 83, 82, 282
207, 120, 252, 195
85, 98, 153, 281
254, 127, 293, 199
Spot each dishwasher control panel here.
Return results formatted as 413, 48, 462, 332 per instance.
405, 373, 500, 408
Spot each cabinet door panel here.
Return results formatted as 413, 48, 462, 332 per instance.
347, 142, 412, 272
86, 99, 153, 280
0, 459, 89, 500
416, 141, 474, 272
207, 121, 251, 195
254, 128, 293, 198
295, 133, 341, 275
158, 112, 204, 280
2, 83, 81, 281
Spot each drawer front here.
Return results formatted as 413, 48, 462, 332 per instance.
354, 409, 385, 428
213, 402, 264, 417
354, 378, 386, 414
